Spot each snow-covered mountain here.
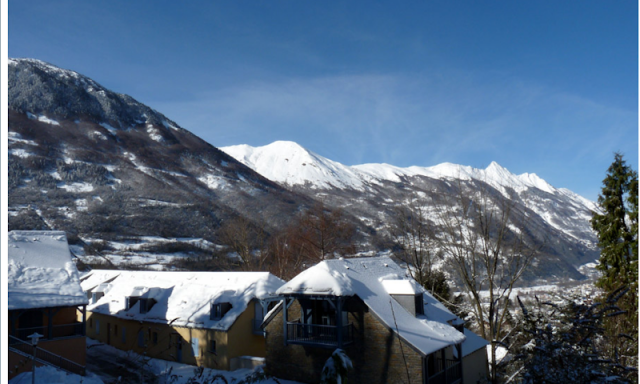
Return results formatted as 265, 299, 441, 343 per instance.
222, 141, 367, 190
8, 58, 600, 282
222, 141, 600, 283
224, 141, 589, 197
8, 59, 312, 264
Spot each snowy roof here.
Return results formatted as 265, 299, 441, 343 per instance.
276, 257, 469, 356
81, 270, 285, 331
382, 279, 420, 295
462, 328, 490, 356
8, 231, 88, 310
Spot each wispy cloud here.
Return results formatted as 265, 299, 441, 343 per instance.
152, 70, 636, 200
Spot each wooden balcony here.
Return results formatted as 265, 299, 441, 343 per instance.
12, 322, 85, 341
286, 322, 354, 347
9, 335, 86, 376
426, 358, 462, 384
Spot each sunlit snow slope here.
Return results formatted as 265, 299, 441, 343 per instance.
222, 141, 599, 260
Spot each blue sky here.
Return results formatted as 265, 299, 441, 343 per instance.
9, 1, 638, 201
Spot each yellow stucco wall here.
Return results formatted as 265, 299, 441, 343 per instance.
226, 301, 267, 359
85, 299, 266, 371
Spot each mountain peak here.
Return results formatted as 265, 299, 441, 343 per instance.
486, 160, 504, 170
221, 141, 364, 190
8, 58, 180, 131
266, 140, 308, 151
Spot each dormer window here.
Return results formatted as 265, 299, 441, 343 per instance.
382, 280, 424, 317
126, 297, 155, 314
126, 297, 139, 310
139, 298, 152, 314
92, 292, 104, 304
210, 302, 232, 320
89, 283, 110, 304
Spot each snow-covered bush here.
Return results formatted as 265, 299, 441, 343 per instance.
510, 288, 637, 384
320, 349, 353, 384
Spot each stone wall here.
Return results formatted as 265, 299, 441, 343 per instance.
265, 299, 424, 384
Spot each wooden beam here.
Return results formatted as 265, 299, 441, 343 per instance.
82, 305, 87, 336
457, 343, 463, 383
282, 298, 288, 346
47, 308, 53, 340
442, 348, 447, 383
337, 297, 343, 348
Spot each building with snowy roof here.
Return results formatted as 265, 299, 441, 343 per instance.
8, 230, 89, 379
263, 256, 488, 384
80, 270, 284, 371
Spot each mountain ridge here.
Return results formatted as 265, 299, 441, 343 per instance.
222, 140, 590, 204
222, 141, 600, 282
8, 58, 599, 282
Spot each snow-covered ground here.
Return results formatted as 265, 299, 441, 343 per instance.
75, 236, 222, 270
10, 339, 303, 384
10, 366, 105, 384
92, 338, 301, 384
472, 279, 601, 303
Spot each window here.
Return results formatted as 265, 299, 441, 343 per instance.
191, 337, 199, 357
211, 304, 222, 320
114, 324, 118, 337
140, 299, 147, 313
121, 327, 126, 344
127, 297, 140, 310
96, 320, 100, 335
153, 332, 158, 345
89, 318, 93, 328
415, 294, 424, 315
209, 339, 216, 354
138, 330, 145, 347
210, 303, 232, 320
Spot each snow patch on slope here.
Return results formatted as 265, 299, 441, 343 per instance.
27, 112, 60, 126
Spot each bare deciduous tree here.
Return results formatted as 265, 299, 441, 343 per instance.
266, 225, 308, 280
291, 201, 356, 263
217, 216, 270, 271
390, 198, 450, 301
434, 180, 537, 383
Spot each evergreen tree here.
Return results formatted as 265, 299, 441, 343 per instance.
590, 152, 638, 374
591, 153, 637, 288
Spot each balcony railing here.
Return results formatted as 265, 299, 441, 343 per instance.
286, 322, 354, 347
427, 358, 462, 384
8, 335, 86, 376
13, 323, 85, 341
